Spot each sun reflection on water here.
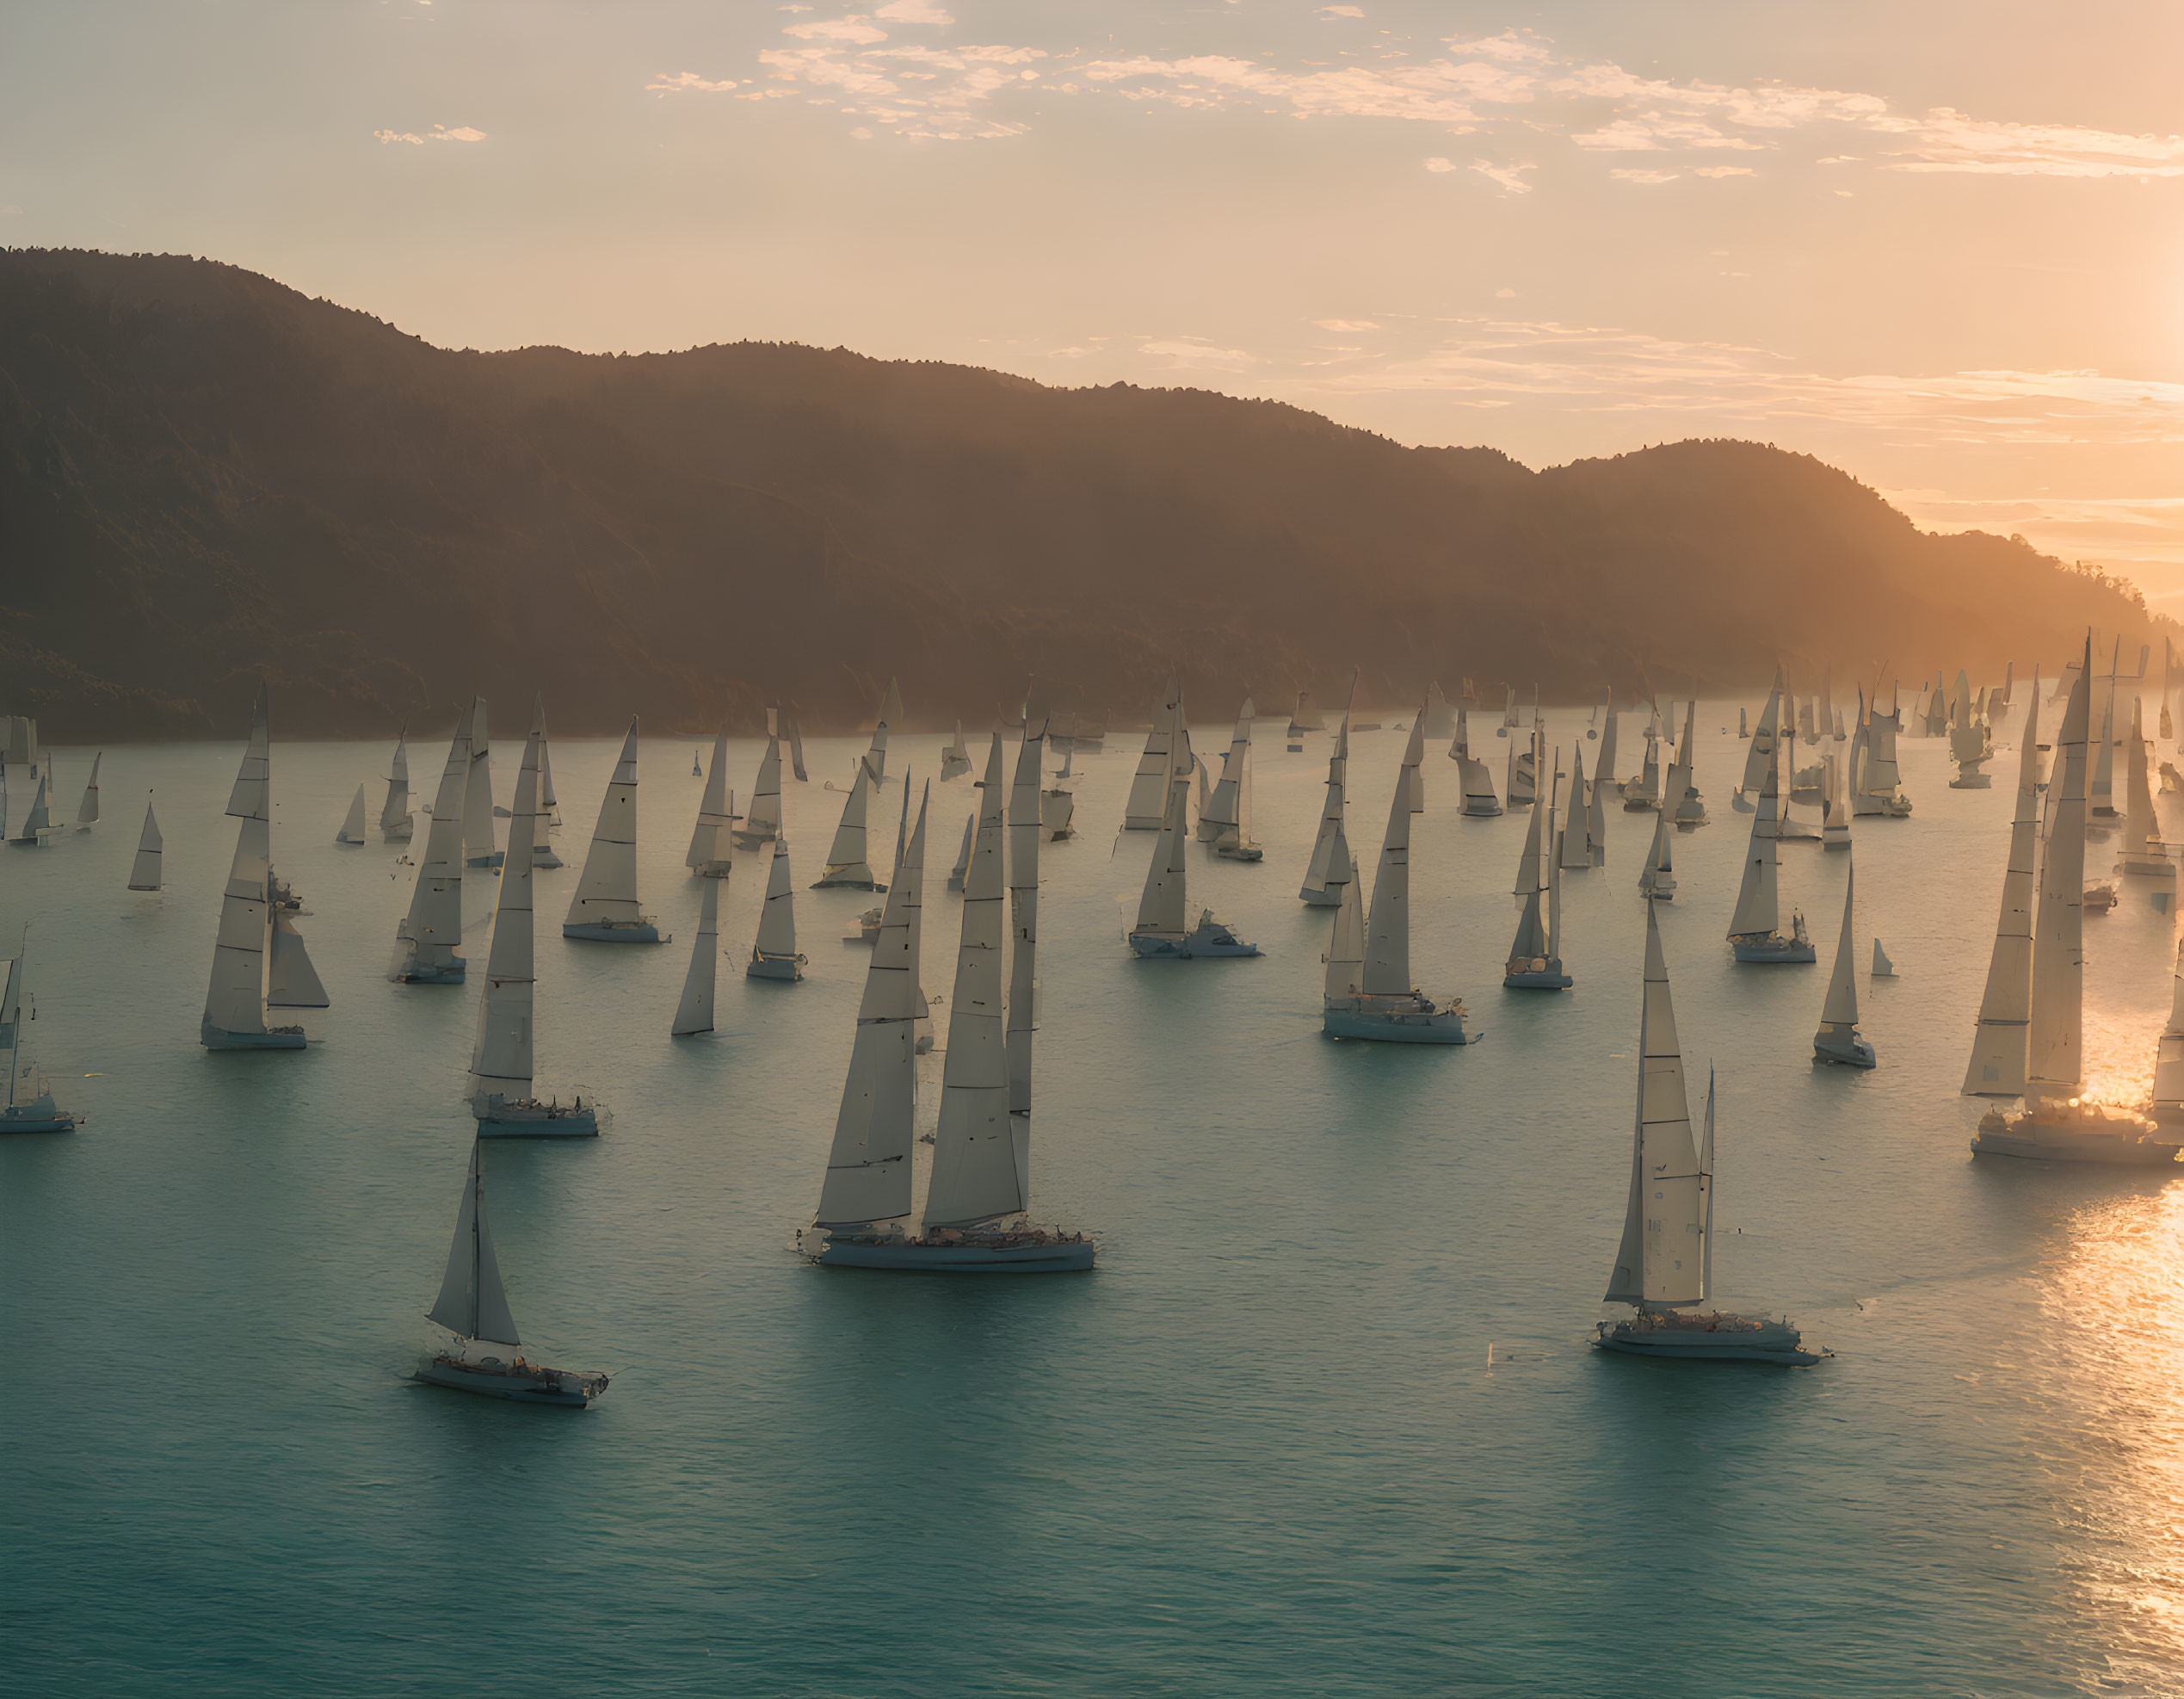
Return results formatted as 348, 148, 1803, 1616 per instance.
2034, 1183, 2184, 1687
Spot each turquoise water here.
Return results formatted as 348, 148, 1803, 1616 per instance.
6, 715, 2183, 1696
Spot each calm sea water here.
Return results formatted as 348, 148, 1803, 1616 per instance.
5, 710, 2183, 1697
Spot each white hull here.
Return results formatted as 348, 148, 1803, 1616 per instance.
414, 1356, 607, 1406
1973, 1107, 2180, 1165
811, 1231, 1095, 1272
1322, 997, 1471, 1043
1595, 1313, 1823, 1366
1504, 960, 1573, 990
201, 1019, 306, 1051
746, 949, 805, 981
1813, 1031, 1878, 1068
1731, 932, 1816, 965
562, 920, 665, 943
473, 1097, 600, 1138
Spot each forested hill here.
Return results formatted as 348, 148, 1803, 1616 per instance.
0, 247, 2161, 739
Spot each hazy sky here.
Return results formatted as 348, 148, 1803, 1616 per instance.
5, 2, 2181, 599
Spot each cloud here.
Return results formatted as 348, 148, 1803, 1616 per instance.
373, 125, 484, 145
1422, 156, 1454, 172
1471, 158, 1533, 193
1494, 287, 1516, 298
1692, 165, 1755, 178
1138, 337, 1261, 372
1312, 318, 1380, 331
724, 12, 2184, 179
647, 71, 740, 94
1608, 168, 1679, 183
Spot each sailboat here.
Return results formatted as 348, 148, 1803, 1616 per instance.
1819, 753, 1850, 851
269, 900, 330, 1013
526, 698, 564, 867
813, 733, 1093, 1272
1974, 638, 2179, 1164
1872, 940, 1896, 977
1619, 703, 1661, 810
1200, 697, 1262, 860
1286, 689, 1324, 751
1509, 718, 1540, 808
1449, 705, 1503, 818
813, 762, 885, 890
127, 797, 163, 892
1812, 862, 1876, 1067
472, 728, 597, 1134
941, 721, 973, 781
2150, 939, 2184, 1131
747, 834, 805, 980
74, 753, 100, 831
1725, 712, 1814, 963
202, 686, 310, 1049
1738, 707, 1750, 739
336, 783, 368, 845
1732, 668, 1783, 812
2089, 640, 2121, 822
1599, 905, 1825, 1363
947, 812, 975, 893
414, 1140, 609, 1405
1130, 766, 1257, 959
2118, 697, 2171, 878
1665, 699, 1706, 825
1323, 719, 1471, 1041
685, 731, 738, 878
462, 699, 501, 868
564, 721, 666, 942
1590, 707, 1618, 857
1948, 667, 1996, 789
380, 730, 414, 841
7, 773, 52, 846
0, 931, 77, 1132
861, 677, 903, 788
393, 703, 473, 984
1559, 740, 1593, 874
1127, 674, 1184, 828
1507, 754, 1573, 989
1857, 684, 1913, 816
734, 723, 784, 850
1041, 768, 1077, 842
1299, 697, 1354, 904
1637, 811, 1676, 899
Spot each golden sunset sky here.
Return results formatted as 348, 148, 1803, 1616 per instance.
4, 1, 2179, 600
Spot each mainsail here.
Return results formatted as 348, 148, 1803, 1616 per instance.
127, 799, 163, 892
1605, 901, 1706, 1308
428, 1140, 521, 1347
565, 720, 647, 931
2026, 639, 2092, 1100
396, 702, 472, 979
471, 728, 546, 1103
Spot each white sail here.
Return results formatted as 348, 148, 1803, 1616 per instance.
1741, 667, 1784, 797
686, 732, 735, 874
1511, 750, 1546, 903
817, 762, 880, 887
1638, 810, 1675, 897
1201, 698, 1252, 843
1726, 738, 1780, 938
428, 1140, 521, 1346
1606, 900, 1706, 1307
1423, 682, 1456, 741
2125, 696, 2159, 856
924, 736, 1021, 1228
1666, 698, 1703, 824
75, 752, 101, 826
817, 789, 929, 1225
462, 698, 498, 868
1288, 690, 1325, 734
202, 688, 277, 1041
565, 721, 646, 930
1560, 739, 1592, 870
268, 910, 329, 1009
671, 873, 722, 1037
2027, 641, 2092, 1099
472, 729, 545, 1097
754, 834, 799, 961
380, 732, 412, 836
1136, 773, 1190, 939
336, 783, 367, 844
1008, 727, 1043, 1129
2090, 641, 2119, 814
128, 800, 163, 891
2153, 938, 2184, 1114
15, 773, 51, 840
398, 703, 472, 978
948, 810, 975, 892
739, 733, 783, 844
1363, 720, 1424, 995
1126, 675, 1181, 829
1821, 755, 1849, 849
863, 677, 903, 788
1508, 763, 1552, 965
527, 698, 562, 866
1819, 862, 1860, 1029
1322, 827, 1364, 999
1597, 703, 1619, 785
1300, 706, 1352, 900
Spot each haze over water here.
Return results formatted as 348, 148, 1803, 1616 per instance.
6, 718, 2184, 1696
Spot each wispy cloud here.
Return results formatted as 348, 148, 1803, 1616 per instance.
1138, 337, 1261, 373
373, 125, 484, 145
713, 13, 2184, 182
647, 71, 740, 95
1470, 158, 1533, 194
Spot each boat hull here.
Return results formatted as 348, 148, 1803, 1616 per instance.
1504, 959, 1573, 990
1322, 1001, 1471, 1043
729, 827, 776, 850
562, 922, 665, 943
1813, 1032, 1878, 1068
1731, 934, 1817, 964
1298, 887, 1342, 907
0, 1098, 77, 1134
746, 951, 805, 981
201, 1020, 306, 1051
1128, 930, 1259, 960
1972, 1109, 2180, 1165
1595, 1315, 1823, 1366
814, 1234, 1096, 1272
396, 958, 467, 985
413, 1360, 606, 1406
474, 1097, 600, 1138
